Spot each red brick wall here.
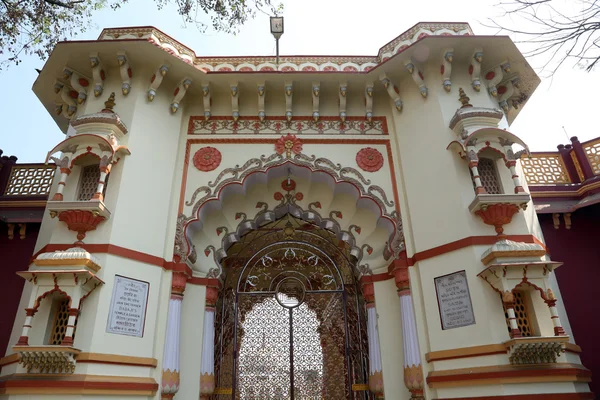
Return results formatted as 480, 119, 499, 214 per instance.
0, 223, 38, 356
539, 205, 600, 395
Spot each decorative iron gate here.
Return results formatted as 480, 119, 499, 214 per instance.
212, 219, 373, 400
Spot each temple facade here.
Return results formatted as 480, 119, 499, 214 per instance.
0, 22, 594, 399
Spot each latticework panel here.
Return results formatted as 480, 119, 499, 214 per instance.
519, 154, 570, 184
583, 139, 600, 175
77, 165, 101, 201
3, 165, 55, 196
478, 158, 502, 194
503, 291, 534, 337
49, 298, 70, 345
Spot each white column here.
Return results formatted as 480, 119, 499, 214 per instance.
161, 272, 187, 399
92, 165, 111, 201
367, 304, 384, 397
505, 160, 525, 193
16, 308, 36, 346
546, 298, 566, 336
200, 284, 218, 399
51, 168, 71, 201
61, 308, 79, 346
394, 263, 425, 400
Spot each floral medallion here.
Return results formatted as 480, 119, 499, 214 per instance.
193, 146, 222, 172
356, 147, 384, 172
275, 134, 303, 158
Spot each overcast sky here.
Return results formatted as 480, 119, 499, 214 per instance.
1, 0, 598, 162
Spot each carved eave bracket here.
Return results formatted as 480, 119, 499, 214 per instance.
505, 336, 569, 365
365, 82, 374, 122
470, 48, 483, 91
485, 61, 511, 97
312, 82, 320, 121
89, 53, 106, 97
147, 64, 169, 102
171, 78, 192, 114
497, 77, 522, 114
62, 67, 90, 105
404, 58, 428, 98
285, 82, 293, 122
230, 82, 239, 121
117, 51, 132, 95
441, 48, 454, 92
379, 74, 402, 112
257, 82, 266, 121
13, 346, 81, 374
477, 259, 562, 298
17, 268, 104, 297
55, 84, 78, 119
202, 84, 211, 120
339, 82, 348, 121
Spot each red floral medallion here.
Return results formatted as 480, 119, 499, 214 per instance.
275, 134, 303, 158
356, 147, 384, 172
193, 147, 222, 172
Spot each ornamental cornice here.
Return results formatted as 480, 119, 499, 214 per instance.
97, 22, 472, 72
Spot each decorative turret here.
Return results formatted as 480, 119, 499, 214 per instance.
44, 93, 131, 244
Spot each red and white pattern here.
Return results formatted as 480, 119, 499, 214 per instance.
188, 116, 388, 135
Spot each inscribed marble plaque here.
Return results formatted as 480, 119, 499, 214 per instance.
434, 270, 475, 330
106, 275, 150, 337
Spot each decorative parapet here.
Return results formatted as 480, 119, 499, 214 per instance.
582, 137, 600, 176
13, 345, 80, 374
504, 336, 569, 365
520, 153, 571, 184
2, 164, 56, 197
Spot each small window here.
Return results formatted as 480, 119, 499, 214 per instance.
478, 158, 503, 194
503, 291, 535, 337
48, 297, 71, 345
77, 164, 108, 201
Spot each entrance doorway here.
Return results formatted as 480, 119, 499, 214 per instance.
212, 216, 373, 399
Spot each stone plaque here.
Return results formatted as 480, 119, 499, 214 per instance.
106, 275, 150, 337
434, 270, 475, 330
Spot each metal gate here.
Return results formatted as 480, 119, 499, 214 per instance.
212, 221, 372, 400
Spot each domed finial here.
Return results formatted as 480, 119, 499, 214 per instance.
458, 88, 472, 108
103, 92, 116, 112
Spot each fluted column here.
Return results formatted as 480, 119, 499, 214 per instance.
393, 258, 425, 400
361, 278, 384, 398
200, 280, 219, 399
161, 272, 188, 399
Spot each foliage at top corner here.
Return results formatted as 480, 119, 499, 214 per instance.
0, 0, 284, 70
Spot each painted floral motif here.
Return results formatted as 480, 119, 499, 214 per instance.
193, 146, 222, 172
356, 147, 384, 172
275, 134, 302, 158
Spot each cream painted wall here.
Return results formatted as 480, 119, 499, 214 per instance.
374, 279, 410, 400
178, 284, 206, 399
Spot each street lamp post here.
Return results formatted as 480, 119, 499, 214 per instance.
270, 16, 284, 68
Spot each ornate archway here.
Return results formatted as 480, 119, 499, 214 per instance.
212, 215, 374, 399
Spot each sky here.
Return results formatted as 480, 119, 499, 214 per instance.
1, 0, 598, 162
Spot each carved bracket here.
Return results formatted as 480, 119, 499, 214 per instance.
505, 336, 568, 365
171, 77, 192, 114
14, 346, 80, 374
379, 74, 402, 112
147, 64, 169, 102
202, 84, 211, 120
339, 82, 348, 121
116, 51, 132, 95
89, 53, 106, 97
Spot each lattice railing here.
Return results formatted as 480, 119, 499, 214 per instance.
583, 138, 600, 176
3, 164, 55, 196
519, 153, 570, 185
